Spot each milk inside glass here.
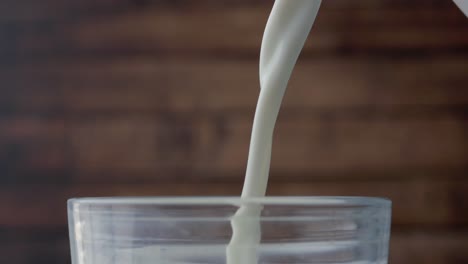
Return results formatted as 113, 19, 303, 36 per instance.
68, 197, 392, 264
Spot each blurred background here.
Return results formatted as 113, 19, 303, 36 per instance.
1, 0, 467, 263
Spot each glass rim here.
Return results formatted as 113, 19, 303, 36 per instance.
68, 196, 391, 207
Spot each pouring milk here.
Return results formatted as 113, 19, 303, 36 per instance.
226, 0, 468, 263
227, 1, 322, 264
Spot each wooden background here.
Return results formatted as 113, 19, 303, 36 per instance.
1, 0, 468, 263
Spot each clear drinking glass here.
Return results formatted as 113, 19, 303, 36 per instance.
68, 196, 391, 264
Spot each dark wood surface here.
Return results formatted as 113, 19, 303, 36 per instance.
1, 0, 468, 263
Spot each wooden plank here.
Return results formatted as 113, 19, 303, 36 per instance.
0, 69, 64, 113
0, 232, 69, 264
0, 113, 465, 182
389, 231, 468, 263
0, 118, 69, 182
2, 2, 467, 61
67, 115, 468, 178
66, 5, 468, 55
0, 111, 465, 182
2, 57, 468, 114
0, 0, 460, 22
0, 243, 69, 264
1, 229, 467, 264
0, 0, 262, 22
0, 180, 467, 228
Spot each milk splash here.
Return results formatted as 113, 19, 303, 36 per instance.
226, 1, 322, 264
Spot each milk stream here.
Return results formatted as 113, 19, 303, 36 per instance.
454, 0, 468, 17
226, 1, 322, 264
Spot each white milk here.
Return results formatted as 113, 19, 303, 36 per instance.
227, 1, 322, 264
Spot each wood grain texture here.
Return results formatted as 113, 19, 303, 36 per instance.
389, 231, 468, 263
68, 115, 467, 178
1, 0, 460, 22
1, 1, 467, 263
2, 57, 468, 113
2, 0, 467, 63
1, 113, 466, 182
